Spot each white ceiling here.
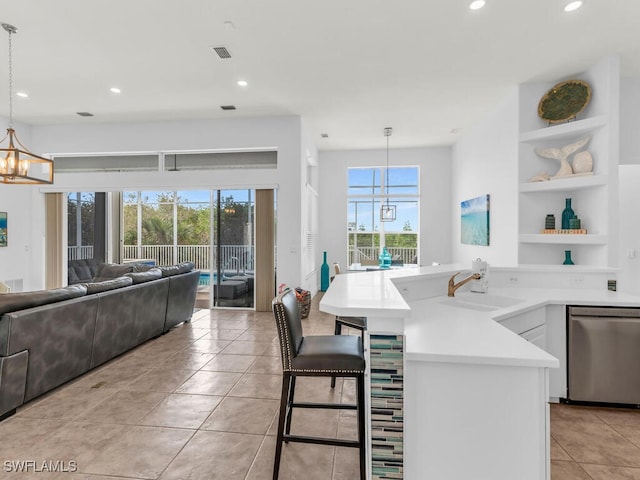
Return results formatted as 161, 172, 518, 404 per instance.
1, 0, 639, 150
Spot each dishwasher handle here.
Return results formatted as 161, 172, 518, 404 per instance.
569, 306, 640, 318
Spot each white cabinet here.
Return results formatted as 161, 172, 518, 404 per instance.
517, 56, 620, 268
499, 307, 546, 337
521, 324, 546, 350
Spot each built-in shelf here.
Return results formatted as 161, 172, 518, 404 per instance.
519, 175, 607, 193
519, 234, 608, 245
519, 115, 607, 143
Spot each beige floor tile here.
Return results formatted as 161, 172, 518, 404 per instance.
581, 463, 640, 479
276, 442, 336, 480
139, 393, 223, 429
289, 408, 340, 440
290, 376, 343, 404
71, 363, 150, 390
553, 419, 640, 467
30, 421, 130, 467
0, 417, 64, 458
235, 330, 278, 343
551, 436, 573, 461
201, 354, 258, 372
201, 329, 246, 341
612, 425, 640, 449
159, 350, 215, 370
162, 326, 210, 341
18, 387, 118, 421
247, 355, 282, 374
159, 431, 262, 480
121, 368, 197, 393
201, 397, 279, 434
261, 343, 282, 356
189, 338, 233, 353
595, 408, 640, 427
550, 403, 604, 425
221, 341, 271, 356
80, 426, 194, 479
77, 390, 168, 424
228, 373, 282, 400
551, 460, 591, 480
245, 435, 277, 480
175, 370, 242, 396
333, 446, 362, 480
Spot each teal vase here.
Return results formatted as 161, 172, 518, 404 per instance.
563, 250, 575, 265
320, 251, 330, 291
561, 198, 574, 230
379, 247, 392, 269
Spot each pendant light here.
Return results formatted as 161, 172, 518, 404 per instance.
380, 127, 396, 222
0, 23, 53, 184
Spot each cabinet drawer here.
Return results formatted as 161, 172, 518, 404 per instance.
499, 308, 545, 335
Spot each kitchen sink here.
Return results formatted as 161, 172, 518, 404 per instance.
440, 293, 525, 311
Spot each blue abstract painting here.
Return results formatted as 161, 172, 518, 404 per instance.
0, 212, 6, 247
461, 195, 490, 246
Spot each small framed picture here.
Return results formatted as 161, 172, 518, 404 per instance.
0, 212, 6, 247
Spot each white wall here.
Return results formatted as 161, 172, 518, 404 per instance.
318, 146, 452, 270
451, 87, 519, 267
620, 77, 640, 165
618, 165, 640, 295
0, 119, 46, 291
3, 115, 307, 292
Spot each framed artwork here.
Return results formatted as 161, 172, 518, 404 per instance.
0, 212, 6, 247
461, 195, 490, 246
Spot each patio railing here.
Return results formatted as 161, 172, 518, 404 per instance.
348, 246, 417, 265
122, 244, 254, 272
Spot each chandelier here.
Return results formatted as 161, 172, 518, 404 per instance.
0, 23, 53, 184
380, 127, 396, 222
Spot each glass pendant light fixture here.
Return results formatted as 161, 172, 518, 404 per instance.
0, 23, 53, 184
380, 127, 396, 222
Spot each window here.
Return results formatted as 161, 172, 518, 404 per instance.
67, 192, 106, 262
347, 167, 419, 265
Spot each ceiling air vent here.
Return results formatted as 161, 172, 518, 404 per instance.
220, 105, 236, 111
76, 112, 94, 117
212, 46, 232, 59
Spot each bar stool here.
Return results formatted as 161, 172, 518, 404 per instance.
272, 289, 366, 480
332, 263, 367, 388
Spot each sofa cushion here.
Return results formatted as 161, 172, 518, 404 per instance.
0, 285, 88, 316
84, 276, 133, 294
157, 265, 181, 277
93, 263, 135, 282
68, 258, 100, 285
177, 262, 195, 274
124, 268, 162, 284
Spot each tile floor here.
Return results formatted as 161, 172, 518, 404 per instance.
2, 293, 640, 479
0, 295, 360, 479
551, 403, 640, 479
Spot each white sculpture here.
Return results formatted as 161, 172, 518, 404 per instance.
532, 135, 592, 180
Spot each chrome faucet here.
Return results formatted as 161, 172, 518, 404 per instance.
448, 272, 482, 297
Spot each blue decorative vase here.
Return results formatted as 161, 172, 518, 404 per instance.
561, 198, 574, 230
379, 247, 392, 269
320, 251, 330, 291
563, 250, 575, 265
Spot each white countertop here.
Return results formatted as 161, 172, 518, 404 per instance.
319, 265, 640, 369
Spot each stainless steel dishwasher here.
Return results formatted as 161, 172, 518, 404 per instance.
568, 306, 640, 406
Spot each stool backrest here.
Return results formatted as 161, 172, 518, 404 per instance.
272, 289, 304, 370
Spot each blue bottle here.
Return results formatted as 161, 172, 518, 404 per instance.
561, 198, 574, 230
320, 251, 330, 291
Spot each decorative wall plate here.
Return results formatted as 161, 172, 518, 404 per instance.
538, 79, 592, 125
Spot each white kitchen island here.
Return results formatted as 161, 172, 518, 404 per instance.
320, 264, 640, 480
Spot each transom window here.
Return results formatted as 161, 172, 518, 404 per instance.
347, 166, 419, 266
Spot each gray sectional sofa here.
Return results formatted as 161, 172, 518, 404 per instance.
0, 261, 200, 420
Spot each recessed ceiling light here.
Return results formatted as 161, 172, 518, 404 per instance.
321, 133, 329, 138
110, 87, 121, 94
16, 92, 28, 98
469, 0, 486, 10
76, 112, 94, 117
220, 105, 236, 111
237, 80, 248, 87
564, 1, 583, 11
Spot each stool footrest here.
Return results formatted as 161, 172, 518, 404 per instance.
291, 401, 357, 410
283, 434, 360, 448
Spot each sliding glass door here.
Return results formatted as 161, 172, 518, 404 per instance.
122, 189, 255, 309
